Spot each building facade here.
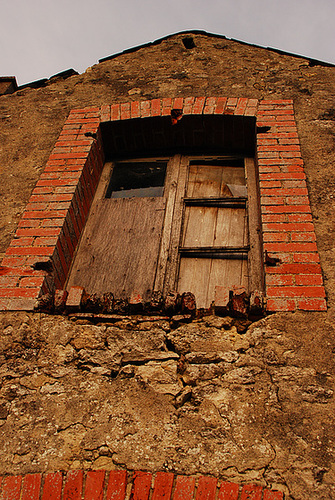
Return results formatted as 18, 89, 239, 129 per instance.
0, 32, 334, 499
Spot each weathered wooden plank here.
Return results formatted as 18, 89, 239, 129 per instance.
154, 155, 182, 292
178, 257, 248, 308
245, 157, 264, 293
182, 206, 217, 247
215, 207, 248, 247
187, 165, 222, 198
163, 155, 189, 293
178, 257, 212, 308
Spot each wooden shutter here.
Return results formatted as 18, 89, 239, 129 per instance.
67, 159, 169, 300
177, 159, 252, 309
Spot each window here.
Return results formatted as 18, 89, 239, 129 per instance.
67, 154, 263, 308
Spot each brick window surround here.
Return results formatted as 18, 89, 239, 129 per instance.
0, 469, 284, 500
0, 97, 326, 312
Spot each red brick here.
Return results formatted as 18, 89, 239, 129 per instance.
22, 474, 42, 500
261, 205, 311, 214
106, 471, 127, 500
141, 101, 151, 118
183, 97, 195, 114
16, 227, 61, 238
173, 476, 195, 500
55, 240, 70, 275
263, 490, 284, 500
101, 104, 111, 121
0, 288, 40, 298
265, 263, 322, 274
129, 101, 140, 118
285, 196, 309, 205
151, 99, 161, 116
258, 145, 300, 152
0, 296, 37, 311
173, 97, 184, 109
278, 138, 299, 145
0, 276, 20, 287
259, 172, 305, 181
195, 477, 217, 500
84, 471, 105, 500
260, 196, 284, 205
235, 97, 248, 115
6, 247, 54, 257
295, 275, 323, 286
260, 99, 293, 105
261, 188, 308, 197
152, 472, 174, 500
258, 108, 293, 115
41, 218, 64, 228
19, 276, 45, 288
30, 182, 74, 194
297, 298, 327, 311
162, 98, 172, 108
240, 484, 262, 500
266, 298, 296, 311
192, 97, 206, 114
63, 470, 83, 500
244, 106, 258, 116
1, 256, 28, 267
261, 214, 286, 223
18, 219, 41, 228
263, 233, 288, 242
66, 117, 99, 124
26, 202, 49, 211
257, 139, 278, 146
111, 104, 121, 121
131, 471, 152, 500
288, 213, 313, 223
258, 158, 303, 166
218, 481, 239, 500
267, 286, 325, 298
10, 237, 35, 247
263, 242, 317, 253
291, 232, 316, 242
293, 252, 320, 263
66, 286, 86, 311
0, 476, 22, 500
262, 223, 314, 232
215, 97, 227, 114
266, 274, 295, 286
121, 103, 131, 120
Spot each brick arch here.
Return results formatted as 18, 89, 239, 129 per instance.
0, 97, 326, 312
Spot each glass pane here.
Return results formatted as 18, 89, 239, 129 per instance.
106, 160, 167, 198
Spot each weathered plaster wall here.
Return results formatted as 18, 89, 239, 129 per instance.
0, 311, 334, 499
0, 33, 335, 499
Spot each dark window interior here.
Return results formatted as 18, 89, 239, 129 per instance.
101, 115, 256, 161
105, 160, 167, 198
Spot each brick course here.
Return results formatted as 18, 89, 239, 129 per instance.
0, 97, 326, 312
0, 471, 284, 500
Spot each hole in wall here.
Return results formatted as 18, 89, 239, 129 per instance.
182, 37, 196, 49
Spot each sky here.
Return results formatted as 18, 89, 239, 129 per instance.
1, 0, 334, 86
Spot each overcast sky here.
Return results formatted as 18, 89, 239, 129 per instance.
1, 0, 334, 86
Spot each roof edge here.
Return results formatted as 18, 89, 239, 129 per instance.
98, 29, 335, 68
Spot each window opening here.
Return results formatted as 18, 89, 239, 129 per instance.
67, 154, 263, 307
105, 159, 167, 198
